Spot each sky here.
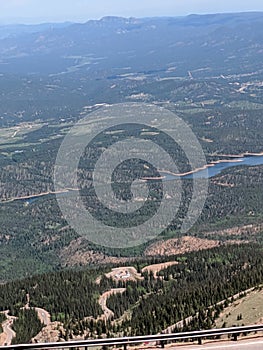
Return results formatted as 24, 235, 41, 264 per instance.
0, 0, 263, 24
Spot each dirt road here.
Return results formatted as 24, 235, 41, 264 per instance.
98, 288, 126, 320
0, 311, 16, 346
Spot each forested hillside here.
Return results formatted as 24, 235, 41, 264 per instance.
1, 12, 263, 344
1, 244, 263, 342
0, 13, 263, 278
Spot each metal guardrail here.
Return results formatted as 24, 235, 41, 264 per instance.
1, 324, 263, 350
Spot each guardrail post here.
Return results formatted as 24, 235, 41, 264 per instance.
160, 340, 165, 348
233, 333, 238, 341
198, 337, 202, 345
124, 343, 127, 350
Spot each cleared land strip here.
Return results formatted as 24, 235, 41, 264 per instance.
163, 286, 262, 335
141, 261, 178, 278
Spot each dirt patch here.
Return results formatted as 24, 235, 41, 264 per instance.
144, 236, 222, 256
201, 137, 214, 143
32, 322, 63, 343
105, 267, 142, 282
203, 224, 263, 238
0, 332, 7, 346
212, 181, 235, 188
141, 261, 178, 278
59, 238, 130, 267
60, 227, 256, 267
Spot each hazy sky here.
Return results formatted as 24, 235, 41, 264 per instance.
0, 0, 263, 24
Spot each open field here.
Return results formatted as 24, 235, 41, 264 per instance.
0, 123, 43, 145
215, 288, 263, 328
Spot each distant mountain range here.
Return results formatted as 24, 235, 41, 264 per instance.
0, 22, 72, 39
0, 12, 262, 76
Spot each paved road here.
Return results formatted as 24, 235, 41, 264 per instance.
168, 339, 263, 349
24, 293, 51, 326
35, 307, 51, 326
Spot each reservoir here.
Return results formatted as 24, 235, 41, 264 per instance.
3, 154, 263, 204
162, 154, 263, 180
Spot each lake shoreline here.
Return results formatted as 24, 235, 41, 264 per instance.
0, 189, 78, 204
1, 151, 263, 203
160, 151, 263, 177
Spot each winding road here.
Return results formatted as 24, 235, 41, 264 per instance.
98, 288, 126, 320
0, 311, 16, 346
0, 294, 52, 346
25, 293, 51, 326
35, 308, 51, 326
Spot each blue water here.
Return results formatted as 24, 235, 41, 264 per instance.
161, 155, 263, 180
4, 155, 263, 205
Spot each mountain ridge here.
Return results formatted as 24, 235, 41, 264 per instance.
0, 11, 263, 76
